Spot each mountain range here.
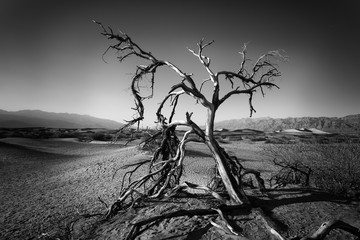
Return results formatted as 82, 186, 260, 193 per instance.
215, 115, 360, 134
0, 109, 123, 129
1, 109, 360, 134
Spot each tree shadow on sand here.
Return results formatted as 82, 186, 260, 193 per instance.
243, 187, 359, 234
252, 187, 352, 211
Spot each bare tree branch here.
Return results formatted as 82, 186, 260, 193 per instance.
218, 81, 279, 107
187, 39, 216, 78
94, 21, 211, 129
238, 42, 250, 75
199, 78, 212, 92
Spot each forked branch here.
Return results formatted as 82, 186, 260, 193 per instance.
94, 21, 210, 129
188, 38, 216, 77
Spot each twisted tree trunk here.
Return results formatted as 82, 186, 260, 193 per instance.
205, 107, 249, 205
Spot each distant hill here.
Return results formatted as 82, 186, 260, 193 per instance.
0, 109, 123, 129
215, 115, 360, 134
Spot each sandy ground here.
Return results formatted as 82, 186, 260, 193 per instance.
0, 138, 149, 239
0, 138, 359, 240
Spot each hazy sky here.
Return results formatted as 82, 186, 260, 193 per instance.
1, 0, 359, 127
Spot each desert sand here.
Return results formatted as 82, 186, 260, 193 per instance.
0, 138, 359, 239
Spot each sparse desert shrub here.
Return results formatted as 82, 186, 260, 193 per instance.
315, 137, 330, 144
132, 131, 144, 139
263, 143, 360, 197
114, 132, 127, 139
12, 131, 25, 138
311, 143, 360, 197
250, 136, 267, 142
262, 143, 313, 187
36, 130, 55, 139
228, 135, 242, 141
265, 136, 288, 144
93, 131, 113, 141
58, 132, 75, 138
77, 134, 93, 142
0, 131, 8, 138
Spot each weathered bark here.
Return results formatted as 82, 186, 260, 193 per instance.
300, 219, 360, 240
205, 107, 249, 205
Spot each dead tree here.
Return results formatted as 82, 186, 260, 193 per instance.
94, 22, 360, 240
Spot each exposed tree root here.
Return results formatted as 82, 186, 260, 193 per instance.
124, 203, 360, 240
125, 204, 250, 240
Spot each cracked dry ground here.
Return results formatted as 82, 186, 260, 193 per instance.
0, 138, 359, 239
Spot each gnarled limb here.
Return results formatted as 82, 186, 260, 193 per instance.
125, 204, 252, 240
300, 219, 360, 240
105, 115, 207, 219
167, 181, 227, 204
94, 21, 211, 131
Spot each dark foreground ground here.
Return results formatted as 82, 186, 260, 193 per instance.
0, 137, 359, 239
